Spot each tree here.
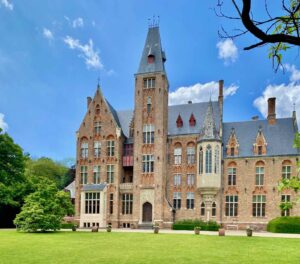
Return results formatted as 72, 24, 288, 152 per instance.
0, 128, 27, 207
216, 0, 300, 70
25, 157, 74, 190
14, 179, 74, 232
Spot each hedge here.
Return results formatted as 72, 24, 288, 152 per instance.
172, 219, 220, 231
267, 217, 300, 234
60, 222, 77, 229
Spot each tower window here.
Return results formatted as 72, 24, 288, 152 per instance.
142, 155, 154, 173
107, 165, 114, 183
199, 147, 203, 174
147, 54, 155, 64
147, 97, 152, 113
144, 78, 155, 88
81, 142, 88, 159
205, 145, 212, 173
94, 121, 101, 135
143, 124, 154, 144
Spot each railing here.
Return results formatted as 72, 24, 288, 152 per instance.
123, 156, 133, 166
119, 183, 133, 190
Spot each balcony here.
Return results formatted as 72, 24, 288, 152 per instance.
120, 183, 133, 191
123, 156, 133, 167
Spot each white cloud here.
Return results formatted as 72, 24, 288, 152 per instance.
1, 0, 13, 10
72, 17, 84, 28
169, 81, 239, 105
63, 36, 103, 69
254, 64, 300, 126
216, 39, 238, 64
43, 28, 54, 40
0, 113, 8, 132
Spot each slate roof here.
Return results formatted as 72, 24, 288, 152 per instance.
223, 118, 298, 158
137, 26, 166, 74
82, 183, 107, 192
64, 181, 75, 199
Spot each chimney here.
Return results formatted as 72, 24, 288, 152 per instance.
267, 97, 276, 125
218, 80, 224, 98
87, 97, 92, 109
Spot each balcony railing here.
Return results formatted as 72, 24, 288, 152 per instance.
120, 183, 133, 190
123, 156, 133, 167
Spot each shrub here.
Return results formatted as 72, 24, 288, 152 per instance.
267, 217, 300, 234
172, 219, 220, 231
60, 222, 76, 229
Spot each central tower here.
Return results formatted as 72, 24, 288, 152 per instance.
132, 26, 169, 226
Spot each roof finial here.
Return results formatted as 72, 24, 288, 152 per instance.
293, 102, 296, 112
97, 75, 101, 90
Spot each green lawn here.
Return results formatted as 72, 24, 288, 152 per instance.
0, 230, 299, 264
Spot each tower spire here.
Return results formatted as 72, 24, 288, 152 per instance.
201, 101, 219, 141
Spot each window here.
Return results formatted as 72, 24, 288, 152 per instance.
212, 202, 216, 217
143, 78, 155, 88
255, 166, 264, 186
93, 166, 100, 184
214, 145, 220, 173
173, 192, 181, 209
109, 193, 114, 214
228, 167, 236, 186
142, 155, 154, 173
143, 124, 154, 144
95, 104, 100, 115
94, 121, 101, 135
80, 166, 88, 184
225, 195, 238, 216
205, 145, 212, 173
174, 148, 182, 165
106, 140, 115, 157
281, 195, 291, 216
94, 141, 101, 158
186, 192, 194, 209
258, 146, 262, 155
107, 165, 114, 183
147, 97, 152, 113
199, 147, 203, 174
252, 195, 266, 217
187, 174, 195, 186
282, 165, 291, 179
122, 194, 133, 214
230, 147, 235, 157
187, 147, 195, 164
200, 202, 205, 216
173, 174, 181, 186
81, 142, 88, 159
85, 192, 100, 214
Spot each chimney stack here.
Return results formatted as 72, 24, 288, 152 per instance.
87, 97, 92, 109
218, 80, 224, 98
267, 97, 276, 125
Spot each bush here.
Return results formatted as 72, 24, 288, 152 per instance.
172, 219, 220, 231
267, 217, 300, 234
60, 222, 76, 229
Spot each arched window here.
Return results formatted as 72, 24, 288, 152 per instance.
199, 147, 203, 174
228, 161, 237, 186
187, 143, 195, 164
205, 145, 212, 173
95, 104, 100, 115
200, 202, 205, 216
214, 145, 220, 174
147, 97, 152, 113
174, 143, 182, 165
212, 202, 216, 217
282, 160, 292, 179
80, 140, 88, 159
255, 161, 265, 186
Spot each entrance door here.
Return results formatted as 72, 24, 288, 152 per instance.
142, 202, 152, 222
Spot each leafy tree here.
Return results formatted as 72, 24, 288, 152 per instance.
0, 128, 27, 207
14, 179, 74, 232
216, 0, 300, 70
25, 157, 74, 189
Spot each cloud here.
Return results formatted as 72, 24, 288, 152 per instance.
63, 36, 103, 69
169, 81, 239, 105
216, 39, 238, 64
43, 28, 54, 40
72, 17, 84, 28
254, 64, 300, 126
0, 0, 13, 10
0, 113, 8, 132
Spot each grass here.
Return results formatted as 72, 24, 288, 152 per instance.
0, 230, 300, 264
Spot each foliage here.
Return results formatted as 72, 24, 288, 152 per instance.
25, 157, 74, 190
14, 179, 74, 232
60, 222, 77, 229
0, 128, 27, 207
267, 217, 300, 234
172, 219, 220, 231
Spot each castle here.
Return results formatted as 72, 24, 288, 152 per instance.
74, 26, 300, 230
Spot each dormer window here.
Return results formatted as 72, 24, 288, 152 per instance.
226, 128, 239, 157
176, 114, 183, 128
147, 54, 155, 64
253, 127, 267, 156
230, 147, 235, 157
258, 146, 262, 155
189, 113, 196, 127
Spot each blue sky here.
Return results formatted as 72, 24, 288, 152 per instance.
0, 0, 299, 162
